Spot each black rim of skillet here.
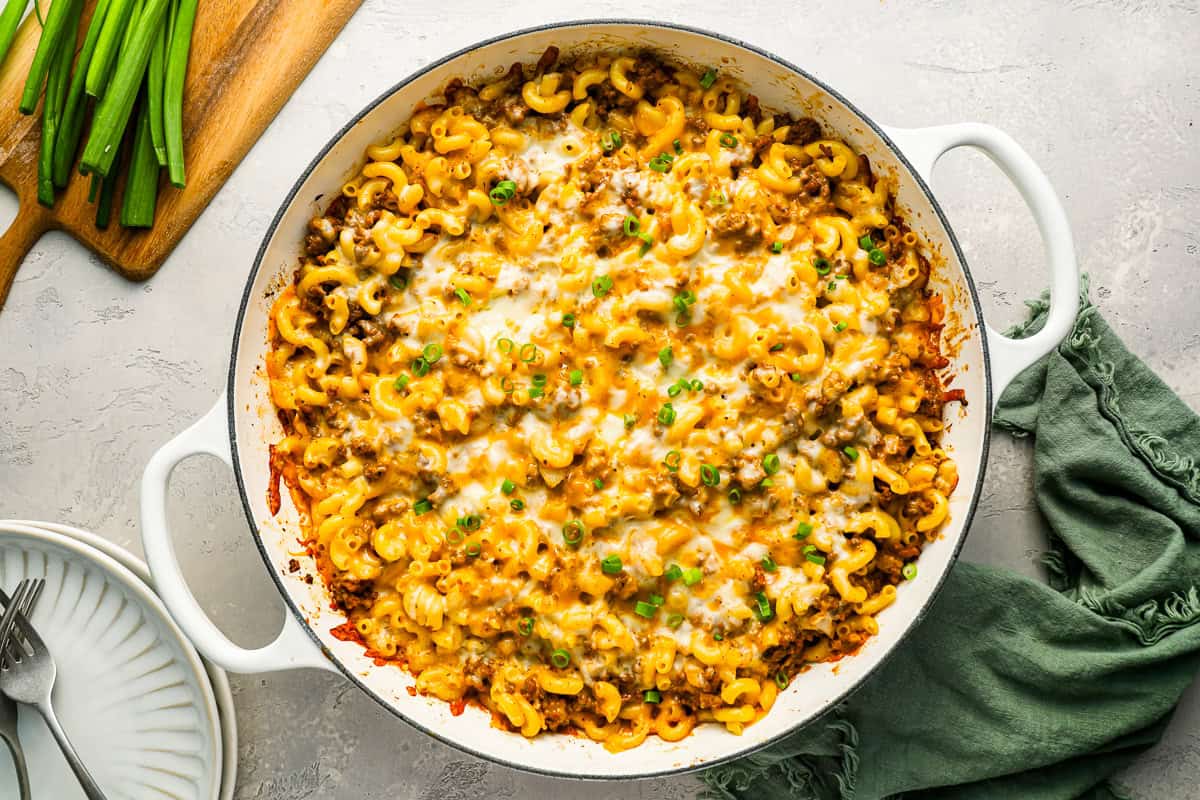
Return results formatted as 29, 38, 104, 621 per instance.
228, 18, 992, 781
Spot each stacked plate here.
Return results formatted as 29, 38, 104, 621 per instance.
0, 520, 236, 800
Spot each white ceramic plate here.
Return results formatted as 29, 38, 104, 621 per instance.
2, 520, 237, 800
0, 521, 224, 800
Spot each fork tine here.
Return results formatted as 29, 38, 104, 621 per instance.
5, 580, 45, 666
0, 584, 29, 670
5, 600, 47, 654
20, 580, 43, 615
0, 581, 31, 657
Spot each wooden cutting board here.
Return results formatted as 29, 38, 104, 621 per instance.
0, 0, 362, 310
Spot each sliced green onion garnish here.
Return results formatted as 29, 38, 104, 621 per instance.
673, 290, 696, 314
566, 369, 583, 387
761, 478, 774, 488
423, 343, 443, 363
666, 613, 684, 628
592, 274, 614, 297
714, 632, 724, 641
562, 313, 576, 329
869, 248, 887, 266
700, 67, 717, 89
859, 234, 873, 250
601, 555, 623, 575
649, 152, 674, 172
644, 689, 662, 703
803, 544, 826, 565
763, 453, 781, 475
465, 541, 482, 557
520, 343, 540, 363
663, 450, 682, 472
457, 514, 482, 531
833, 321, 848, 332
624, 413, 637, 429
593, 478, 604, 490
753, 591, 774, 622
623, 215, 640, 236
518, 617, 534, 636
510, 498, 525, 511
562, 520, 585, 547
498, 337, 515, 353
689, 379, 703, 391
667, 382, 683, 398
489, 186, 512, 206
501, 376, 515, 394
454, 287, 471, 306
728, 488, 742, 505
602, 130, 622, 151
719, 132, 737, 148
771, 241, 783, 254
532, 373, 548, 387
770, 343, 785, 352
683, 567, 702, 587
762, 553, 777, 572
528, 386, 545, 399
795, 522, 813, 539
637, 231, 654, 256
501, 479, 516, 495
388, 274, 407, 290
413, 357, 431, 377
394, 375, 410, 392
446, 527, 464, 544
775, 671, 789, 689
814, 257, 831, 275
657, 403, 677, 426
551, 648, 571, 668
659, 347, 673, 368
790, 373, 803, 382
700, 463, 720, 487
648, 594, 664, 607
413, 498, 433, 515
673, 138, 683, 154
843, 446, 859, 461
634, 601, 657, 618
664, 564, 683, 581
902, 563, 918, 580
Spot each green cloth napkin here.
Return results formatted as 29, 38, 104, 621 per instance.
703, 289, 1200, 800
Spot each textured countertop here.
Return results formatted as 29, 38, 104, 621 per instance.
2, 1, 1198, 797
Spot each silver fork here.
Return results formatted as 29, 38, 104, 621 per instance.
0, 579, 42, 800
0, 586, 108, 800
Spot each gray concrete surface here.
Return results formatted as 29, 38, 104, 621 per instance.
1, 1, 1198, 797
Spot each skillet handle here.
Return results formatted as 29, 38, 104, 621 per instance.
140, 394, 336, 674
882, 123, 1079, 404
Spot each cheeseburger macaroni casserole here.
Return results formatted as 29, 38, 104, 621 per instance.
266, 48, 962, 751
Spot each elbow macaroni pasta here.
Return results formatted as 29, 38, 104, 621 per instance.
267, 49, 961, 752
